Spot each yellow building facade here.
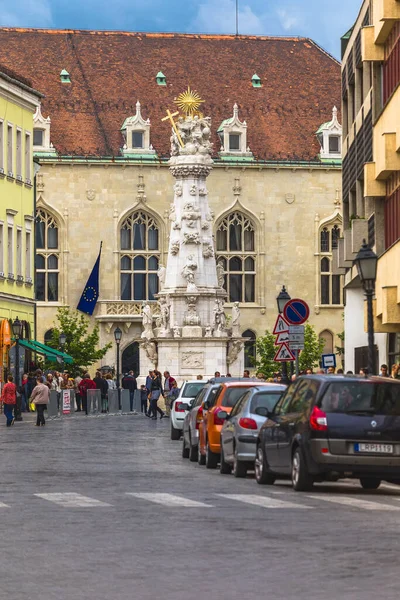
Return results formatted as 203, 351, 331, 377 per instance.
0, 67, 41, 379
340, 0, 400, 371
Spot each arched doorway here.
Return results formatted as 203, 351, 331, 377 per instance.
122, 342, 140, 376
242, 329, 256, 369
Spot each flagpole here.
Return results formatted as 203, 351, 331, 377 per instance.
236, 0, 239, 36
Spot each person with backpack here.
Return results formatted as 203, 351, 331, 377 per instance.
1, 375, 17, 427
122, 370, 137, 411
148, 370, 165, 420
78, 373, 96, 415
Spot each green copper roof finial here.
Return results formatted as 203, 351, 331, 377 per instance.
60, 69, 71, 84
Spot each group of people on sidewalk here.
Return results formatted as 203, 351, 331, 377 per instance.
1, 371, 50, 427
142, 370, 180, 420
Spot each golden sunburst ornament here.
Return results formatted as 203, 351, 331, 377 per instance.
174, 86, 205, 116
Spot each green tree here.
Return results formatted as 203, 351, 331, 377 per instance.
254, 331, 277, 379
255, 323, 325, 377
298, 323, 325, 372
45, 307, 112, 376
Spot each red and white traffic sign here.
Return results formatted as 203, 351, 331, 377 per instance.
273, 314, 289, 335
274, 343, 295, 362
274, 331, 290, 346
283, 298, 310, 326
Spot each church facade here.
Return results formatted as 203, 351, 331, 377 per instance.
0, 29, 344, 374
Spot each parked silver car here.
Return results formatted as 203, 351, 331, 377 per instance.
182, 383, 220, 462
219, 384, 286, 477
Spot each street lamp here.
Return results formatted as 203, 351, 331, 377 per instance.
354, 239, 378, 376
277, 285, 291, 314
114, 326, 122, 409
276, 286, 291, 384
12, 317, 23, 421
59, 331, 66, 374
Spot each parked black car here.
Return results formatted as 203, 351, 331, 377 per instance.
255, 375, 400, 491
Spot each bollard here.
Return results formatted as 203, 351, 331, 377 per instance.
121, 389, 131, 413
48, 390, 59, 418
133, 389, 141, 412
107, 389, 119, 414
87, 389, 101, 414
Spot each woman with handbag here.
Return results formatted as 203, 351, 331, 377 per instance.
149, 370, 165, 420
30, 377, 50, 427
2, 375, 17, 427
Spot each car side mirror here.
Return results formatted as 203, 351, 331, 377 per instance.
254, 406, 269, 417
218, 410, 228, 420
203, 401, 209, 410
266, 410, 276, 420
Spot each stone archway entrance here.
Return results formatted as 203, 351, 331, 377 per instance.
122, 342, 140, 376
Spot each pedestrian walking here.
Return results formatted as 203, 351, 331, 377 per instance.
1, 375, 16, 426
139, 385, 148, 414
148, 370, 165, 420
30, 377, 50, 426
122, 370, 137, 411
21, 373, 29, 412
94, 371, 109, 413
163, 370, 176, 417
74, 374, 82, 412
78, 373, 96, 414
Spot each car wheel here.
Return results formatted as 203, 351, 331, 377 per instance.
182, 436, 190, 459
205, 440, 219, 469
197, 444, 206, 466
360, 477, 381, 490
291, 447, 313, 492
170, 424, 181, 441
220, 444, 232, 474
189, 434, 198, 462
232, 447, 247, 478
254, 445, 275, 485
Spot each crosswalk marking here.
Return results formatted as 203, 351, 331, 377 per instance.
217, 494, 311, 509
126, 493, 213, 507
35, 493, 111, 507
307, 494, 400, 511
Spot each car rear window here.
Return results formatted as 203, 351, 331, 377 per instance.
223, 386, 253, 407
182, 382, 206, 398
250, 392, 283, 414
320, 381, 400, 415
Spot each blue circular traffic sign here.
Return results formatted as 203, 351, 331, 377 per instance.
283, 298, 310, 325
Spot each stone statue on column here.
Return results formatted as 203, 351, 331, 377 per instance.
141, 301, 154, 339
231, 302, 241, 337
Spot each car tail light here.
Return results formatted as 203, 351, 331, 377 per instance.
238, 417, 258, 430
175, 402, 186, 413
310, 406, 328, 431
196, 406, 203, 429
213, 407, 226, 426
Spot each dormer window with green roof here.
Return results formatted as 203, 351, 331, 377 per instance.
60, 69, 71, 84
156, 71, 166, 86
120, 100, 156, 157
218, 103, 253, 159
316, 106, 342, 162
251, 73, 262, 88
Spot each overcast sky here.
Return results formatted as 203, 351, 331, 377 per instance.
0, 0, 362, 58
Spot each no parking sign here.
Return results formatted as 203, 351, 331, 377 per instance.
283, 298, 310, 326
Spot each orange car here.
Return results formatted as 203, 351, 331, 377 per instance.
198, 381, 271, 469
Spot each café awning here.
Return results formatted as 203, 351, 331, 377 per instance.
17, 339, 74, 364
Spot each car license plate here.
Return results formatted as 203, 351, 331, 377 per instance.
354, 443, 393, 454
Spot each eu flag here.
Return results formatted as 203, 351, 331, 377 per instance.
77, 243, 102, 316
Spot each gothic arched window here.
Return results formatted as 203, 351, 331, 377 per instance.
216, 212, 256, 303
35, 209, 59, 302
120, 211, 160, 301
319, 221, 342, 306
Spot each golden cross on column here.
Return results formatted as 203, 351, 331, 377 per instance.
161, 109, 184, 147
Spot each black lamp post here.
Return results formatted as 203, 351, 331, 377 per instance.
114, 326, 122, 409
354, 239, 378, 376
12, 317, 23, 421
276, 286, 291, 384
59, 332, 66, 373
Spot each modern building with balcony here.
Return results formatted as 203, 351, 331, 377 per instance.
339, 0, 400, 372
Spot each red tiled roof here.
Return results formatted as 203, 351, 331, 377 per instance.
0, 28, 340, 160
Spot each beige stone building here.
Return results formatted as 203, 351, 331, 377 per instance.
0, 28, 344, 374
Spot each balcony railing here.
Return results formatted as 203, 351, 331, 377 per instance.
96, 300, 158, 319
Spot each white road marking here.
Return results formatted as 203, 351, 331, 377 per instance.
217, 494, 311, 509
0, 502, 9, 508
35, 493, 111, 507
307, 495, 400, 510
126, 493, 213, 507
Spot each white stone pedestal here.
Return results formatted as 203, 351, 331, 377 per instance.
157, 338, 228, 380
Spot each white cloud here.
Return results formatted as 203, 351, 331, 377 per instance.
0, 0, 52, 27
276, 8, 298, 31
190, 0, 265, 35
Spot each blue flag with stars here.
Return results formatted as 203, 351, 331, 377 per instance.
77, 243, 102, 316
